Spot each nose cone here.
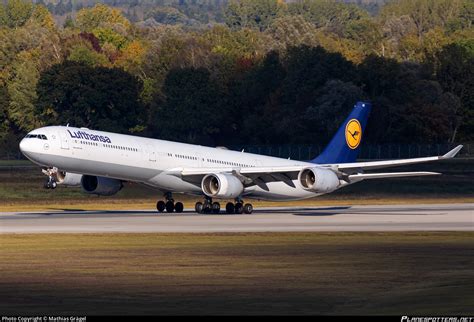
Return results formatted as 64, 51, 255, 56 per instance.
19, 138, 32, 156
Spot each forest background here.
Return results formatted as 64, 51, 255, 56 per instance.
0, 0, 473, 158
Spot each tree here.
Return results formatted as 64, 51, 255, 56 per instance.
281, 45, 356, 113
434, 43, 474, 141
227, 51, 285, 144
63, 15, 74, 29
28, 4, 55, 30
7, 54, 41, 131
92, 27, 128, 49
0, 0, 33, 28
36, 62, 145, 133
0, 86, 10, 141
288, 0, 369, 35
67, 43, 110, 67
266, 15, 320, 50
150, 67, 224, 145
76, 3, 131, 32
305, 80, 365, 144
114, 40, 147, 76
145, 6, 188, 25
359, 55, 456, 143
225, 0, 286, 31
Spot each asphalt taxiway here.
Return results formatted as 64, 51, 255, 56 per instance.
0, 203, 472, 233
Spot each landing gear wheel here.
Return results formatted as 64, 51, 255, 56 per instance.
165, 201, 174, 213
44, 176, 57, 189
212, 202, 220, 214
195, 202, 203, 214
157, 200, 166, 212
243, 203, 253, 214
202, 201, 212, 214
226, 202, 235, 214
235, 202, 244, 214
175, 202, 184, 213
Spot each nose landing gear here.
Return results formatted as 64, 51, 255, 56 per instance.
44, 176, 57, 189
42, 168, 58, 189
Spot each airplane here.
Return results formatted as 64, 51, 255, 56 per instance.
19, 101, 463, 214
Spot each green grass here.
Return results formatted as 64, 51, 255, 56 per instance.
0, 232, 472, 315
0, 159, 35, 167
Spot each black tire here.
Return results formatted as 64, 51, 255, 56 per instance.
157, 200, 166, 212
225, 202, 235, 214
203, 202, 212, 214
195, 202, 203, 213
165, 200, 174, 213
212, 202, 220, 214
235, 202, 244, 214
243, 203, 253, 214
175, 202, 184, 213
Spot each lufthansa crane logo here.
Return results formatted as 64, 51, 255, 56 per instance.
345, 119, 362, 149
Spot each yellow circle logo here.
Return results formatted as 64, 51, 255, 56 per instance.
345, 119, 362, 149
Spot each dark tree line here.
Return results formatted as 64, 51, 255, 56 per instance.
1, 0, 473, 158
28, 43, 473, 151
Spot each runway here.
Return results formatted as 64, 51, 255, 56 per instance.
1, 203, 473, 233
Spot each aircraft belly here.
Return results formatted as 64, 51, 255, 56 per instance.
147, 173, 202, 193
244, 181, 319, 201
28, 151, 159, 182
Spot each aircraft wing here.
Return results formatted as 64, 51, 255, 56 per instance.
171, 145, 462, 188
322, 145, 463, 173
175, 166, 302, 189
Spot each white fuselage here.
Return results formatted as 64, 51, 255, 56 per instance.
19, 126, 337, 201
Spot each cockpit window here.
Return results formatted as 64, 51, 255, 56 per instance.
25, 134, 47, 140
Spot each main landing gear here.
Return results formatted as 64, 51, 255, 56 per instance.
156, 192, 184, 213
195, 197, 253, 215
156, 193, 253, 215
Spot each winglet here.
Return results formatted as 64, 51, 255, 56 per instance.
441, 145, 463, 159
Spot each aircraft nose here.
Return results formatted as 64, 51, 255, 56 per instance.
19, 138, 31, 154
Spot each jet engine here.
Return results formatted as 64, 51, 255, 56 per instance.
201, 173, 244, 198
55, 171, 82, 186
81, 175, 123, 196
298, 167, 340, 193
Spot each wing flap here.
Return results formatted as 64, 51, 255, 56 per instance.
348, 171, 441, 180
180, 166, 304, 176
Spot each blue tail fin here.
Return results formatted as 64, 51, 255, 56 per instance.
311, 101, 371, 164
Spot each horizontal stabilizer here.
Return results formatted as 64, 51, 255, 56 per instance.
348, 171, 441, 181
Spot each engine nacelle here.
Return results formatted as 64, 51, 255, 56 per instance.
298, 167, 340, 193
55, 171, 82, 186
81, 175, 123, 196
201, 173, 244, 198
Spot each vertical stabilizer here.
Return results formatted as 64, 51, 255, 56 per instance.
311, 102, 371, 164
